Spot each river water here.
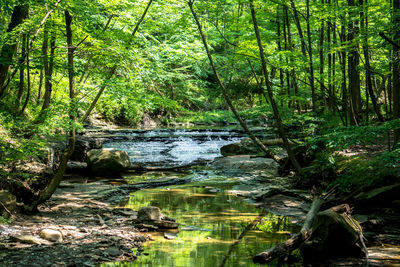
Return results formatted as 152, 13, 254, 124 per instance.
100, 128, 297, 267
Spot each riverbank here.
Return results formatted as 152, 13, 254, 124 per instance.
1, 127, 400, 266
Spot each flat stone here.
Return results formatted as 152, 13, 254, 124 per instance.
105, 247, 121, 257
164, 233, 177, 240
40, 229, 63, 243
11, 235, 53, 246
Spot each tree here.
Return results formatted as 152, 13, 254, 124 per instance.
0, 4, 29, 97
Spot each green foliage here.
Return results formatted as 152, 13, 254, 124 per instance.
0, 216, 11, 224
308, 119, 400, 153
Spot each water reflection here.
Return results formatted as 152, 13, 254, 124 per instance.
113, 186, 298, 267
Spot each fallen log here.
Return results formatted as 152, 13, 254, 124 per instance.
253, 196, 324, 264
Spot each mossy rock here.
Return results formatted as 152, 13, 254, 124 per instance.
86, 148, 130, 176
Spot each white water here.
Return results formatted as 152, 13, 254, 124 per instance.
103, 129, 243, 167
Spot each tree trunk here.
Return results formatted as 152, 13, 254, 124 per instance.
340, 17, 349, 125
40, 24, 51, 112
188, 0, 282, 164
360, 0, 384, 122
348, 0, 361, 125
26, 10, 77, 212
249, 0, 302, 173
306, 0, 316, 111
319, 0, 326, 107
285, 6, 301, 113
80, 66, 117, 123
393, 0, 400, 144
282, 7, 292, 109
290, 0, 315, 112
20, 34, 31, 115
16, 34, 26, 109
253, 196, 324, 263
0, 4, 29, 97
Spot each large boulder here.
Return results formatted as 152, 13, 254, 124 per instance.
301, 210, 365, 262
86, 148, 130, 176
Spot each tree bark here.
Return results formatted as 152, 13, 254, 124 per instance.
20, 34, 31, 115
40, 24, 52, 112
360, 0, 384, 122
393, 0, 400, 144
348, 0, 361, 125
306, 0, 316, 111
16, 34, 26, 109
284, 6, 301, 113
319, 0, 326, 107
290, 0, 316, 111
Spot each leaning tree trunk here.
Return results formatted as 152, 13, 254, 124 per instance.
25, 10, 77, 212
253, 196, 324, 263
188, 0, 282, 164
249, 0, 302, 173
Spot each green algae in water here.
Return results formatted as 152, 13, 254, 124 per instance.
108, 186, 299, 267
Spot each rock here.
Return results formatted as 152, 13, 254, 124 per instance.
11, 235, 53, 246
220, 138, 295, 157
105, 247, 121, 257
136, 224, 159, 231
66, 161, 88, 173
40, 229, 63, 243
301, 210, 365, 262
13, 160, 53, 176
355, 183, 400, 204
0, 190, 17, 218
164, 233, 177, 240
136, 206, 179, 229
220, 142, 260, 157
151, 220, 179, 229
86, 148, 130, 176
137, 206, 162, 221
212, 155, 279, 175
71, 136, 104, 162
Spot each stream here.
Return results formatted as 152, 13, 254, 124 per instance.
99, 128, 298, 266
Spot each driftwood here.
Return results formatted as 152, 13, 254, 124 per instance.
253, 196, 325, 264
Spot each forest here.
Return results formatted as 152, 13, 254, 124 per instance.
0, 0, 399, 266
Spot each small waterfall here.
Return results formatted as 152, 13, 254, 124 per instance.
103, 129, 244, 167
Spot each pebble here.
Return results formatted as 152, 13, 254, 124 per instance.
40, 229, 63, 243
